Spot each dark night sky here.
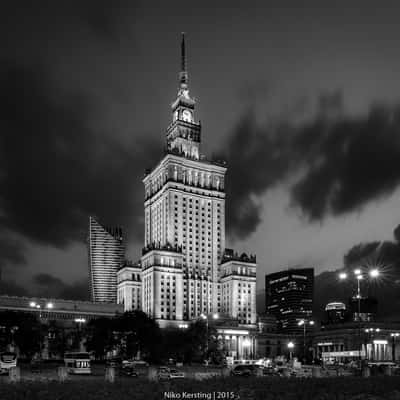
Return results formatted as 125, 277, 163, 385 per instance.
1, 0, 400, 300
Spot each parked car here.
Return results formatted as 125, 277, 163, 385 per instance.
230, 364, 258, 377
157, 366, 171, 380
122, 359, 149, 368
157, 367, 185, 380
120, 365, 139, 377
262, 366, 280, 376
106, 357, 122, 368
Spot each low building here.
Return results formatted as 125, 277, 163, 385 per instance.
205, 314, 258, 359
0, 295, 123, 322
312, 321, 400, 364
255, 314, 294, 360
325, 302, 346, 324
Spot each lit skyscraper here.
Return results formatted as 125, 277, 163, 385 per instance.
88, 216, 125, 303
265, 268, 314, 334
129, 33, 257, 328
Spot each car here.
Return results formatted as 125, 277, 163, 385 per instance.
157, 367, 185, 380
123, 359, 149, 368
230, 364, 258, 377
157, 366, 171, 380
169, 369, 185, 379
262, 366, 280, 376
106, 357, 122, 368
120, 365, 139, 377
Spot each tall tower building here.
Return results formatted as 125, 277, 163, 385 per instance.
118, 34, 257, 329
265, 268, 314, 335
142, 33, 227, 325
88, 216, 125, 303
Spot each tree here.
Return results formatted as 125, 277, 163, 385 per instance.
113, 311, 163, 363
0, 311, 43, 360
85, 317, 116, 360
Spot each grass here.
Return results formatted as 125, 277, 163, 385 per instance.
1, 376, 400, 400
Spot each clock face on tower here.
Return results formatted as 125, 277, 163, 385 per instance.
182, 109, 192, 122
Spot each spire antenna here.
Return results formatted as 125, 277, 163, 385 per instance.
181, 32, 186, 72
179, 32, 188, 86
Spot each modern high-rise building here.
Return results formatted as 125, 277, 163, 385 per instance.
117, 34, 257, 328
88, 216, 125, 303
265, 268, 314, 335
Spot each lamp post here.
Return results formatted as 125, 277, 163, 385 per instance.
339, 268, 379, 367
29, 301, 54, 359
74, 318, 86, 352
391, 333, 399, 362
200, 313, 219, 360
298, 319, 314, 363
287, 341, 295, 361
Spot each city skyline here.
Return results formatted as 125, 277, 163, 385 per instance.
1, 1, 400, 302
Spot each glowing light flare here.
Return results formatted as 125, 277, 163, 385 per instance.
369, 269, 379, 278
339, 272, 347, 280
287, 342, 294, 349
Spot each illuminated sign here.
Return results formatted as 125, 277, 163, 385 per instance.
317, 342, 333, 346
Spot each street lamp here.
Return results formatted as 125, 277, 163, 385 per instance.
339, 268, 379, 366
29, 301, 55, 358
74, 318, 86, 352
200, 313, 219, 360
391, 333, 400, 362
287, 341, 295, 361
298, 319, 314, 363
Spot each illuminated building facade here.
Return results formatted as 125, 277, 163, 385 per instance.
117, 34, 257, 330
117, 261, 142, 312
88, 216, 125, 303
265, 268, 314, 335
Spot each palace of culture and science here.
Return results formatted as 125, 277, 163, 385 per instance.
90, 34, 257, 329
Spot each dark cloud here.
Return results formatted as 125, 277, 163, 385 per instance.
222, 94, 400, 239
0, 231, 26, 268
0, 1, 136, 43
218, 112, 293, 239
0, 279, 29, 297
0, 273, 89, 301
33, 273, 89, 301
0, 61, 160, 268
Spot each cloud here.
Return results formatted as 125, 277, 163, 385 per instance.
33, 273, 89, 300
0, 279, 29, 297
0, 61, 160, 269
221, 93, 400, 239
0, 1, 136, 43
0, 273, 89, 300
